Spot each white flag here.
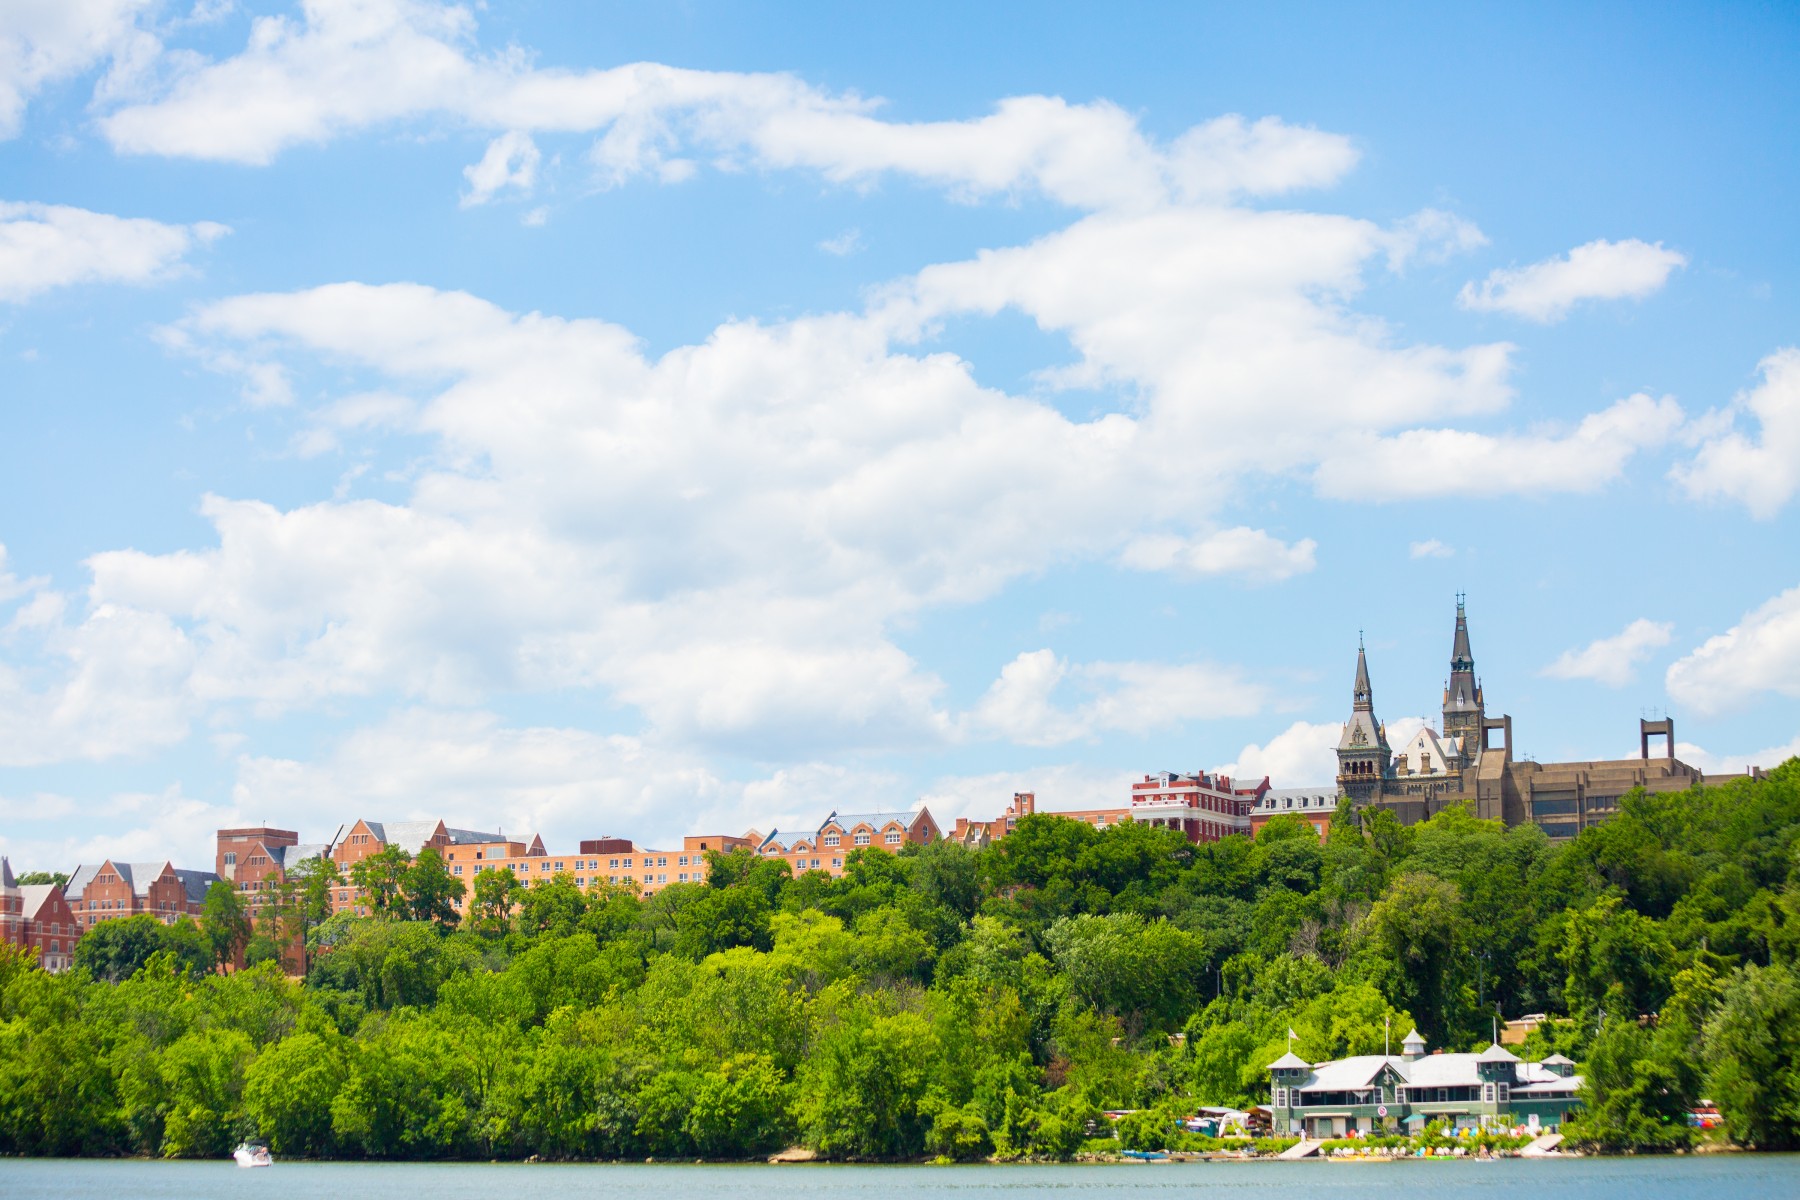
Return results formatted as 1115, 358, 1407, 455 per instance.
1288, 1028, 1298, 1041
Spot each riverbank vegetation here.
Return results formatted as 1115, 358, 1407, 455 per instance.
2, 761, 1796, 1160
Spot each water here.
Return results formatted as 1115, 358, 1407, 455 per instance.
3, 1157, 1798, 1199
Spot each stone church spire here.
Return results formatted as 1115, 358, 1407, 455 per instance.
1353, 634, 1374, 712
1442, 594, 1485, 765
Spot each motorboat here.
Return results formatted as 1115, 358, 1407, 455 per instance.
233, 1142, 273, 1168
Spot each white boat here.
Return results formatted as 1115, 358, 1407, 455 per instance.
233, 1142, 273, 1168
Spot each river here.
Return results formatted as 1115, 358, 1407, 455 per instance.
4, 1156, 1799, 1198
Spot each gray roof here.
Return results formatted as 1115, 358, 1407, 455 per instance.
1286, 1049, 1577, 1094
1541, 1053, 1575, 1065
275, 842, 332, 871
1267, 1051, 1311, 1070
1477, 1042, 1520, 1063
62, 861, 220, 904
818, 809, 920, 832
1, 856, 14, 889
18, 884, 63, 918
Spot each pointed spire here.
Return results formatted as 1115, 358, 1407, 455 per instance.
1, 856, 14, 889
1353, 638, 1374, 712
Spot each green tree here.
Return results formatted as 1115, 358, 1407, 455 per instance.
468, 866, 524, 935
349, 844, 413, 915
403, 847, 463, 926
1704, 961, 1800, 1149
201, 880, 254, 971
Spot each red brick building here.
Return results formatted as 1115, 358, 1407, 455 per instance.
747, 808, 941, 876
1, 858, 82, 972
952, 775, 1270, 850
64, 858, 219, 930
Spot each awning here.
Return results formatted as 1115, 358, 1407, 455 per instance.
1303, 1112, 1354, 1118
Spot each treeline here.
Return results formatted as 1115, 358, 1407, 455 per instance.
3, 761, 1798, 1160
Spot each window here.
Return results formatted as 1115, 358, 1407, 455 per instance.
609, 858, 619, 868
453, 866, 463, 876
623, 857, 634, 867
555, 861, 564, 871
657, 874, 667, 884
575, 877, 586, 887
656, 857, 667, 867
854, 832, 871, 845
1498, 1084, 1510, 1104
1275, 1087, 1289, 1107
678, 873, 688, 882
539, 862, 550, 872
678, 855, 688, 866
885, 831, 901, 844
832, 858, 842, 868
824, 834, 840, 846
224, 852, 237, 866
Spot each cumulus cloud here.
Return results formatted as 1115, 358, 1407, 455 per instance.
1540, 618, 1674, 687
0, 783, 232, 870
1666, 584, 1800, 716
1409, 539, 1454, 559
1673, 735, 1800, 777
1314, 393, 1685, 501
967, 649, 1268, 747
1673, 348, 1800, 519
460, 129, 540, 207
919, 763, 1130, 826
0, 200, 226, 303
1120, 527, 1317, 583
1457, 238, 1687, 322
90, 0, 1357, 212
1213, 720, 1342, 787
0, 0, 153, 138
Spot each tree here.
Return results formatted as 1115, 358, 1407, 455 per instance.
1704, 961, 1800, 1149
73, 915, 209, 982
200, 881, 253, 971
349, 844, 412, 915
467, 866, 523, 935
402, 847, 462, 926
1359, 871, 1460, 1038
14, 870, 69, 887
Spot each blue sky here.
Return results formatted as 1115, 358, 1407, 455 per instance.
3, 1, 1798, 870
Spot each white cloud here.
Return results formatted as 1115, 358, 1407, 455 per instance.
1120, 527, 1316, 583
1673, 348, 1800, 519
919, 763, 1129, 826
0, 200, 226, 303
818, 227, 863, 256
967, 649, 1268, 747
1540, 618, 1674, 687
1314, 393, 1685, 501
1457, 238, 1687, 322
1409, 539, 1454, 559
1213, 719, 1342, 787
460, 129, 540, 207
1673, 735, 1800, 777
92, 1, 1357, 212
1382, 208, 1488, 271
0, 0, 153, 138
0, 783, 233, 871
1666, 583, 1800, 716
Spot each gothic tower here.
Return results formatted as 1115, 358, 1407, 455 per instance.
1336, 637, 1392, 801
1441, 595, 1485, 771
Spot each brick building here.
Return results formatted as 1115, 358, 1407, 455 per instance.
749, 809, 940, 876
63, 859, 219, 930
952, 774, 1269, 850
1, 859, 82, 972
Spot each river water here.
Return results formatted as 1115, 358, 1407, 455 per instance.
3, 1156, 1798, 1199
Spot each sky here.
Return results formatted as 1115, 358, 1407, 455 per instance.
2, 0, 1799, 872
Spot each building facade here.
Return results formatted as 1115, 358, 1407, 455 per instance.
1334, 599, 1757, 839
751, 808, 941, 876
952, 776, 1269, 850
1268, 1030, 1583, 1137
1, 858, 82, 972
64, 859, 220, 930
1250, 788, 1340, 838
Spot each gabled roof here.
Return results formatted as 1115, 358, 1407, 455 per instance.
1300, 1055, 1394, 1091
19, 884, 65, 919
1267, 1051, 1311, 1070
1477, 1042, 1520, 1063
818, 808, 920, 833
1402, 1027, 1426, 1046
276, 842, 332, 871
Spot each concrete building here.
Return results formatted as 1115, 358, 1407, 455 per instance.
1, 857, 82, 972
1268, 1030, 1583, 1137
1333, 599, 1761, 839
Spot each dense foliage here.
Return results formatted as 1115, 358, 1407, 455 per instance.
3, 761, 1798, 1160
